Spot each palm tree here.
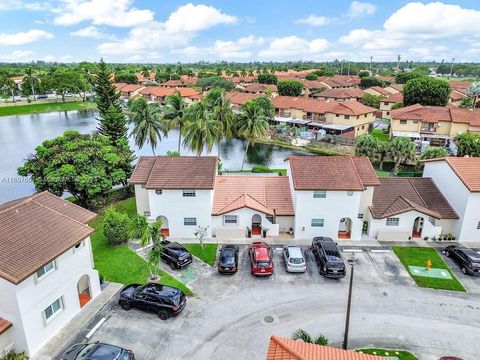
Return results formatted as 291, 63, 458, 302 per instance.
292, 329, 329, 346
237, 99, 269, 170
355, 134, 380, 163
204, 88, 235, 156
128, 97, 167, 155
164, 93, 188, 154
183, 100, 222, 155
1, 77, 17, 104
24, 66, 39, 101
129, 214, 150, 247
466, 81, 480, 109
390, 136, 417, 174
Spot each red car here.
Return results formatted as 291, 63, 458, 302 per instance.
249, 241, 274, 276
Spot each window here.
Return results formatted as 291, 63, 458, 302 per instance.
400, 120, 407, 125
347, 191, 354, 196
386, 111, 390, 116
144, 211, 151, 217
36, 261, 56, 280
184, 217, 197, 226
311, 219, 324, 227
43, 297, 64, 321
362, 125, 365, 130
73, 241, 84, 253
386, 217, 400, 226
266, 215, 274, 223
345, 115, 350, 119
223, 215, 238, 225
141, 184, 146, 189
155, 189, 163, 195
413, 120, 419, 124
182, 190, 196, 197
364, 114, 367, 118
313, 190, 326, 198
336, 114, 340, 117
358, 214, 364, 219
477, 221, 480, 230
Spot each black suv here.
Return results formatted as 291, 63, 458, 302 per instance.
60, 342, 135, 360
312, 237, 346, 278
160, 242, 192, 269
118, 283, 187, 320
445, 245, 480, 276
218, 245, 239, 274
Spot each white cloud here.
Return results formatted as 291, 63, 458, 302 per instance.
213, 35, 264, 58
347, 1, 376, 18
295, 14, 333, 26
0, 1, 50, 11
164, 3, 237, 33
70, 26, 113, 39
43, 54, 74, 62
258, 36, 329, 58
0, 29, 53, 46
0, 50, 35, 62
52, 0, 154, 27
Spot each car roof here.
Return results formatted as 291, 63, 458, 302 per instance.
285, 246, 303, 258
313, 237, 335, 243
143, 283, 181, 297
461, 248, 480, 261
254, 247, 270, 261
86, 343, 124, 360
165, 242, 186, 250
222, 245, 237, 251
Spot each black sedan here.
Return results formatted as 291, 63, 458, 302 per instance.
445, 245, 480, 276
218, 245, 239, 274
118, 283, 187, 320
160, 242, 192, 269
60, 342, 134, 360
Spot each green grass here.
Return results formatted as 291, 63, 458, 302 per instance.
375, 170, 390, 177
183, 243, 218, 266
0, 101, 97, 116
371, 129, 390, 142
357, 348, 418, 360
223, 169, 287, 176
89, 197, 192, 295
392, 247, 465, 292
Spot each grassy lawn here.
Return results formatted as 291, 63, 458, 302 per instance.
223, 169, 287, 176
183, 243, 218, 266
392, 247, 465, 292
0, 101, 97, 116
371, 129, 390, 142
357, 348, 418, 360
375, 170, 390, 177
89, 197, 192, 295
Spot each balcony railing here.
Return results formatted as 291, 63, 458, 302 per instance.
420, 126, 437, 133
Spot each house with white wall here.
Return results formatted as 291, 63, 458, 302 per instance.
0, 192, 100, 357
286, 156, 380, 240
423, 157, 480, 242
367, 177, 458, 241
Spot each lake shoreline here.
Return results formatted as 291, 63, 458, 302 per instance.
0, 101, 97, 117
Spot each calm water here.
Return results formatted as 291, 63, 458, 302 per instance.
0, 110, 305, 203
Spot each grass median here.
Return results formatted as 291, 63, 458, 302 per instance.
89, 197, 192, 295
0, 101, 97, 116
183, 243, 218, 266
392, 247, 465, 292
357, 348, 418, 360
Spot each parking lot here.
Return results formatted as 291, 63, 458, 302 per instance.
54, 245, 480, 360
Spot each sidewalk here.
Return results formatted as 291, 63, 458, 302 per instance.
33, 282, 123, 360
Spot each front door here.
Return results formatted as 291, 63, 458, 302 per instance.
252, 214, 262, 236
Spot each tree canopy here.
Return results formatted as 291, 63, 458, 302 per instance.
403, 77, 451, 106
256, 73, 278, 84
395, 71, 422, 84
360, 93, 383, 108
360, 77, 385, 89
277, 80, 303, 97
456, 133, 480, 157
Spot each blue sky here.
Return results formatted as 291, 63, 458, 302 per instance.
1, 0, 480, 63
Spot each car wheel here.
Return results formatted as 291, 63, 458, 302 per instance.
120, 301, 131, 311
170, 263, 177, 270
445, 250, 451, 257
322, 265, 327, 275
157, 311, 169, 320
461, 267, 467, 275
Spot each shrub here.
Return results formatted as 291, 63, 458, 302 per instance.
277, 80, 304, 97
251, 165, 271, 173
256, 73, 278, 85
103, 206, 131, 246
1, 351, 27, 360
395, 71, 422, 84
360, 77, 385, 89
305, 73, 318, 80
403, 77, 450, 106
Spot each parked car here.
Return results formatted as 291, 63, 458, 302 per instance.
218, 245, 239, 274
118, 283, 187, 320
60, 342, 135, 360
160, 242, 192, 269
282, 246, 306, 273
312, 237, 346, 278
249, 241, 274, 276
37, 94, 48, 99
445, 245, 480, 276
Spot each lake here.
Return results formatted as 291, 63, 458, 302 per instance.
0, 110, 306, 203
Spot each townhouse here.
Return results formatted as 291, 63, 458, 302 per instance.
379, 92, 404, 120
159, 79, 197, 88
364, 86, 391, 97
226, 92, 262, 111
137, 86, 202, 104
272, 96, 377, 137
390, 104, 480, 147
115, 83, 145, 98
244, 83, 278, 96
0, 192, 100, 357
449, 80, 470, 105
311, 88, 365, 102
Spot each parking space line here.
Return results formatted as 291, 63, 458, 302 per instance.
85, 317, 106, 339
342, 248, 363, 253
370, 249, 391, 253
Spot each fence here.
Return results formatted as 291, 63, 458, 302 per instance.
319, 135, 356, 146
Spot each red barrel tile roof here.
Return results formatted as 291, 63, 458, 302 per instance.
0, 317, 12, 335
423, 157, 480, 192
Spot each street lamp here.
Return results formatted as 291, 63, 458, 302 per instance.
342, 258, 355, 350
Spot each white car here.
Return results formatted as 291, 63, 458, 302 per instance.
283, 246, 306, 273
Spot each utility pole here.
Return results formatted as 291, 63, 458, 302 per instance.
449, 57, 455, 78
340, 60, 344, 75
369, 56, 373, 72
396, 54, 401, 73
342, 260, 355, 350
347, 62, 351, 76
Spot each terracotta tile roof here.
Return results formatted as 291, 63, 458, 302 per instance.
114, 82, 128, 90
230, 76, 256, 84
160, 79, 197, 87
303, 79, 328, 89
392, 104, 480, 125
245, 84, 278, 93
450, 80, 471, 92
312, 88, 364, 99
0, 192, 96, 285
175, 87, 201, 98
382, 93, 403, 104
370, 177, 458, 219
226, 92, 262, 106
140, 86, 175, 97
273, 96, 376, 116
129, 156, 217, 189
120, 84, 145, 93
287, 156, 380, 191
212, 176, 294, 216
368, 86, 391, 96
0, 317, 12, 335
266, 336, 384, 360
450, 90, 466, 101
423, 156, 480, 192
387, 83, 404, 92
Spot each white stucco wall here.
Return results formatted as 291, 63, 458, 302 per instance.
0, 237, 100, 356
358, 186, 374, 216
212, 208, 273, 237
134, 185, 150, 215
148, 189, 213, 238
461, 193, 480, 241
0, 327, 14, 357
293, 190, 364, 240
276, 216, 295, 233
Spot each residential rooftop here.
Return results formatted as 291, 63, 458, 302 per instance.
423, 156, 480, 192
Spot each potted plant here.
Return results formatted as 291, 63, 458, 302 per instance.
423, 236, 429, 241
262, 226, 268, 238
247, 226, 251, 238
447, 233, 453, 241
288, 227, 294, 235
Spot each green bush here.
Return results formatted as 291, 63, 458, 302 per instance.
251, 165, 271, 173
1, 351, 27, 360
277, 80, 304, 97
103, 206, 131, 246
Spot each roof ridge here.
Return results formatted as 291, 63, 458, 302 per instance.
270, 336, 308, 360
350, 157, 365, 188
0, 190, 49, 216
408, 178, 428, 207
217, 193, 246, 214
31, 198, 93, 230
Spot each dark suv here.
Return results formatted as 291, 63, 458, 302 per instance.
60, 342, 134, 360
445, 245, 480, 276
312, 237, 346, 278
160, 242, 192, 269
118, 283, 187, 320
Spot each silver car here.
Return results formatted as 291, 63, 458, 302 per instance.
283, 246, 306, 273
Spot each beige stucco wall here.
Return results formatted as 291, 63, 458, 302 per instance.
391, 119, 421, 133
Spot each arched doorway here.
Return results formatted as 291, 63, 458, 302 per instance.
412, 217, 424, 238
252, 214, 262, 236
156, 216, 169, 237
338, 217, 352, 239
77, 275, 91, 308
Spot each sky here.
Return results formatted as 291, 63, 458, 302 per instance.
1, 0, 480, 63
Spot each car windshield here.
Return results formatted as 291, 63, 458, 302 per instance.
75, 345, 97, 359
170, 246, 188, 257
221, 251, 235, 265
256, 261, 271, 268
289, 257, 304, 264
326, 255, 342, 263
86, 345, 122, 360
463, 249, 480, 261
